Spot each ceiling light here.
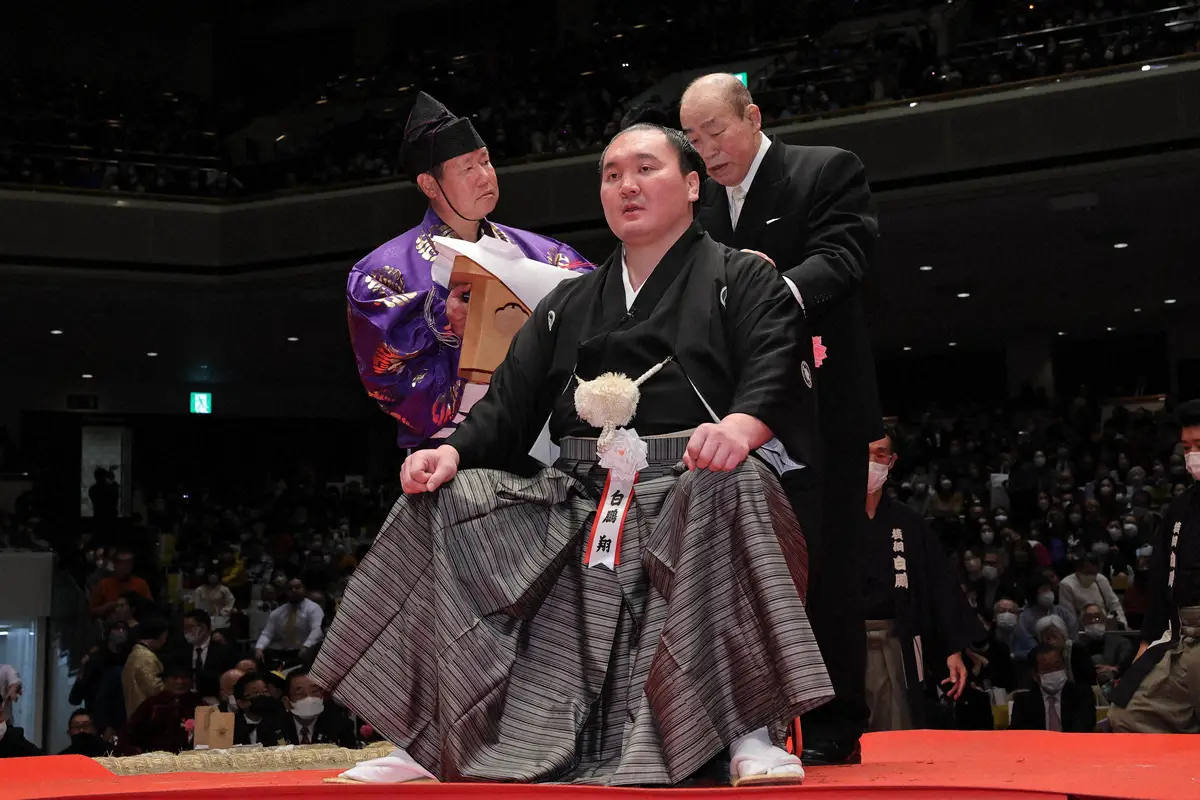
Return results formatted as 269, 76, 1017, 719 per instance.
50, 329, 63, 335
903, 346, 912, 351
1133, 307, 1142, 313
146, 352, 158, 357
1164, 298, 1178, 305
1057, 331, 1066, 336
81, 373, 94, 379
956, 292, 970, 299
1141, 64, 1151, 72
919, 265, 933, 272
1113, 242, 1129, 249
909, 101, 919, 108
287, 336, 300, 342
1106, 326, 1116, 332
275, 134, 287, 142
948, 342, 957, 347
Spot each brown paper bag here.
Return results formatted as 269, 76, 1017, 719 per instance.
450, 255, 531, 385
194, 706, 235, 750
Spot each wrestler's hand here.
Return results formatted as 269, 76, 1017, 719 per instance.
401, 445, 460, 494
684, 419, 753, 472
942, 653, 968, 700
446, 283, 471, 338
741, 248, 776, 267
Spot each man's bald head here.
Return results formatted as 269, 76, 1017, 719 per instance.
678, 73, 763, 187
682, 73, 754, 118
220, 668, 245, 701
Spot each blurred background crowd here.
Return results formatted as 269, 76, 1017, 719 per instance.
1, 0, 1196, 196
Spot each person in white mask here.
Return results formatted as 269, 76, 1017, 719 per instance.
1109, 399, 1200, 732
1009, 644, 1095, 732
1078, 604, 1132, 689
859, 432, 982, 731
283, 669, 357, 748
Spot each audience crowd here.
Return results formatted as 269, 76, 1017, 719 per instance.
1, 0, 1194, 197
0, 386, 1193, 755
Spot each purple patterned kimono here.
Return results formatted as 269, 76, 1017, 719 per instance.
348, 208, 591, 448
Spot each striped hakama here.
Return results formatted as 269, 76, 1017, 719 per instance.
310, 434, 832, 785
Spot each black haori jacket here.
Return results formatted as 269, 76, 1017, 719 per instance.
449, 222, 821, 478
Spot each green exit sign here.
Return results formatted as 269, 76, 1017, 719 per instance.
190, 392, 213, 415
733, 71, 748, 86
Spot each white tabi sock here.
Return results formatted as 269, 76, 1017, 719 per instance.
337, 747, 436, 783
729, 726, 805, 781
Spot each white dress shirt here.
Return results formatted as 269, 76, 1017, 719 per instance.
255, 598, 325, 651
620, 250, 641, 310
725, 133, 805, 311
726, 133, 773, 229
192, 638, 210, 670
1042, 692, 1063, 731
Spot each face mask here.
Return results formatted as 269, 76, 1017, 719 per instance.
1188, 452, 1200, 481
1085, 623, 1106, 640
1069, 514, 1082, 524
1038, 499, 1050, 510
184, 631, 205, 647
1092, 542, 1110, 556
1038, 591, 1055, 609
1078, 574, 1097, 588
70, 732, 102, 749
867, 462, 890, 494
1108, 527, 1122, 540
981, 565, 999, 581
273, 576, 287, 587
1116, 493, 1127, 504
996, 611, 1018, 631
995, 514, 1008, 525
110, 629, 129, 646
1124, 522, 1138, 535
965, 558, 981, 573
248, 695, 278, 716
1039, 669, 1068, 695
291, 697, 324, 719
980, 531, 995, 545
1034, 456, 1047, 468
1136, 544, 1153, 559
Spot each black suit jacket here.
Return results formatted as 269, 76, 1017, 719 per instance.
279, 708, 359, 749
233, 711, 290, 747
177, 640, 238, 699
698, 139, 883, 459
1008, 684, 1096, 732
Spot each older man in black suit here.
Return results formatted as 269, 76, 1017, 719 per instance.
681, 73, 881, 765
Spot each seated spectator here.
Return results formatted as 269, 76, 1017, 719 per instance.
0, 719, 42, 758
232, 672, 288, 746
179, 610, 237, 703
217, 668, 245, 713
190, 570, 236, 631
90, 548, 152, 619
971, 550, 1023, 611
1058, 553, 1128, 629
58, 709, 114, 756
69, 621, 131, 712
122, 617, 169, 718
1035, 615, 1096, 688
1018, 576, 1079, 654
281, 669, 357, 748
0, 663, 21, 725
1078, 604, 1133, 691
255, 579, 323, 669
119, 662, 202, 754
1009, 644, 1095, 733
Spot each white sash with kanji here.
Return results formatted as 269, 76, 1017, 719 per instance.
583, 471, 638, 570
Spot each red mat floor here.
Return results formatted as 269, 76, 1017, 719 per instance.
3, 731, 1195, 800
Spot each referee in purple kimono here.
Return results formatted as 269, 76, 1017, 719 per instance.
348, 91, 590, 450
